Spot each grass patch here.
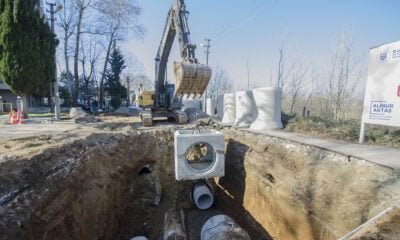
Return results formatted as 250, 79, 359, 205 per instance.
284, 114, 400, 149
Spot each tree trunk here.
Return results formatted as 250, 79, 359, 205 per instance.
126, 77, 130, 107
21, 95, 29, 118
290, 91, 299, 115
64, 28, 72, 94
99, 31, 116, 109
49, 83, 54, 112
72, 10, 83, 107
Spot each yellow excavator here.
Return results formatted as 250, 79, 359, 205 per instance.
138, 0, 212, 127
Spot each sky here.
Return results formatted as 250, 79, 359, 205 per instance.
122, 0, 400, 90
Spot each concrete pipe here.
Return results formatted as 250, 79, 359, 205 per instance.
201, 215, 250, 240
164, 209, 187, 240
221, 93, 236, 125
216, 95, 224, 120
234, 90, 256, 127
206, 98, 215, 116
130, 237, 148, 240
192, 183, 214, 210
250, 87, 283, 130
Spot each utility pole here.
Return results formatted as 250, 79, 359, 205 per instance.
47, 2, 62, 120
204, 38, 211, 65
202, 38, 211, 112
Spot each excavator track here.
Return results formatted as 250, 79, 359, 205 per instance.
140, 110, 187, 127
140, 111, 153, 127
174, 110, 188, 125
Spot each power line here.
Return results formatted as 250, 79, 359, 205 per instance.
208, 0, 268, 41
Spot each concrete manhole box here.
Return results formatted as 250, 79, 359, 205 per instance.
174, 130, 225, 181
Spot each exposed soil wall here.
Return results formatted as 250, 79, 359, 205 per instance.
0, 129, 269, 240
217, 129, 400, 240
0, 130, 174, 240
1, 126, 400, 240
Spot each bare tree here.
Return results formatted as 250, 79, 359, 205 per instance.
94, 0, 144, 108
207, 66, 233, 101
287, 63, 310, 115
72, 0, 93, 106
276, 45, 295, 100
326, 30, 364, 120
56, 0, 77, 94
79, 36, 100, 106
277, 46, 284, 88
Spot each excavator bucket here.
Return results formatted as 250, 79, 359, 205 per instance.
173, 61, 212, 98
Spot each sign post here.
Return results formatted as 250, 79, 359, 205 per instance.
359, 40, 400, 143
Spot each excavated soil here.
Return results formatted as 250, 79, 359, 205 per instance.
0, 127, 270, 240
1, 118, 400, 240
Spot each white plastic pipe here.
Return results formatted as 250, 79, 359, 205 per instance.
193, 183, 214, 210
221, 93, 236, 125
201, 215, 250, 240
235, 90, 256, 127
250, 87, 283, 130
206, 98, 215, 116
216, 95, 224, 120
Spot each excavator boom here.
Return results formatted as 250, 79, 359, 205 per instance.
139, 0, 210, 127
154, 0, 211, 107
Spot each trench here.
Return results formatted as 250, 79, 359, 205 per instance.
1, 128, 400, 240
0, 130, 270, 240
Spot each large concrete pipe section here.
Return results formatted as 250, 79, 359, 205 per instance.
250, 87, 283, 130
235, 90, 257, 127
221, 93, 236, 125
206, 98, 215, 116
192, 182, 214, 210
201, 215, 250, 240
130, 237, 148, 240
216, 95, 224, 120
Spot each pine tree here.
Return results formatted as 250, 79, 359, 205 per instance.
104, 45, 127, 109
0, 0, 55, 113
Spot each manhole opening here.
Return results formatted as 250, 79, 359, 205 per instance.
185, 142, 216, 171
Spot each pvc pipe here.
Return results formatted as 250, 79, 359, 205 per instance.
250, 87, 283, 130
201, 215, 250, 240
222, 93, 236, 125
235, 90, 256, 127
192, 183, 214, 210
216, 95, 224, 120
206, 98, 215, 116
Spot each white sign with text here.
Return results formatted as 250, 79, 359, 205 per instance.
361, 40, 400, 127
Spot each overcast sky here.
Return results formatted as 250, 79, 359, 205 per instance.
122, 0, 400, 90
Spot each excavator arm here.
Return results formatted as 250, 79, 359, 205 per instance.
154, 0, 211, 109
